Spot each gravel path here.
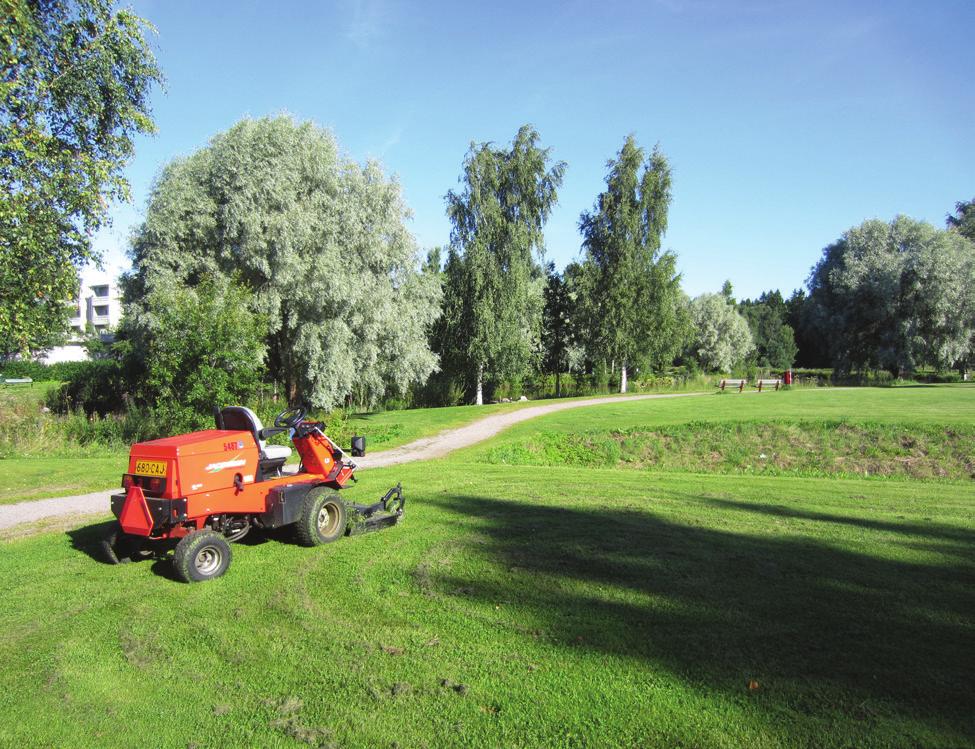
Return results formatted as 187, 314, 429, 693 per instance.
0, 391, 706, 531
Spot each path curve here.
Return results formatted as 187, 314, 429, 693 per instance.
0, 391, 707, 531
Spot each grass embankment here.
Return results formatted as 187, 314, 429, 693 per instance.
474, 385, 975, 481
1, 463, 973, 747
488, 421, 975, 480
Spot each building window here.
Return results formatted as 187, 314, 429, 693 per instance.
93, 285, 110, 297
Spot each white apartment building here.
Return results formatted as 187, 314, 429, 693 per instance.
41, 275, 123, 364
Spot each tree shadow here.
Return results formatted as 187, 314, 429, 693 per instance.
701, 497, 975, 550
425, 492, 975, 740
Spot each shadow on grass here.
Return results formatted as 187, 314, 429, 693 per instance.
427, 492, 975, 741
702, 497, 975, 550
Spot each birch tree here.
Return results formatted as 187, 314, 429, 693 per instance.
443, 125, 564, 404
578, 136, 685, 391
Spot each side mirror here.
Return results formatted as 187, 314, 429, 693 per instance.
351, 435, 366, 457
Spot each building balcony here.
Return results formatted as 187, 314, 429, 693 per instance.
90, 314, 111, 325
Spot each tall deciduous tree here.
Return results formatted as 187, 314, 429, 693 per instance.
0, 0, 161, 355
443, 125, 565, 405
578, 136, 686, 392
125, 115, 441, 410
806, 216, 975, 376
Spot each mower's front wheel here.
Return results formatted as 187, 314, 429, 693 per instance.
296, 488, 347, 547
173, 530, 232, 583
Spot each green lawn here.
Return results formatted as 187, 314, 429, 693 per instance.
343, 390, 694, 450
463, 384, 975, 449
0, 456, 127, 505
1, 461, 972, 747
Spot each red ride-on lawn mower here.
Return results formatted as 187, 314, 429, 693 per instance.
103, 405, 404, 582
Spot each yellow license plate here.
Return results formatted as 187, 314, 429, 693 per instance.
134, 459, 166, 477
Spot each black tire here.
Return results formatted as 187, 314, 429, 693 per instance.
296, 488, 347, 547
101, 527, 140, 564
173, 530, 232, 583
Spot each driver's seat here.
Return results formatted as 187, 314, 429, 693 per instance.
217, 406, 292, 474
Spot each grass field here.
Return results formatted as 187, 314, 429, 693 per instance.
1, 462, 972, 748
1, 386, 973, 746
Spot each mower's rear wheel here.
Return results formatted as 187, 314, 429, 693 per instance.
296, 488, 347, 547
173, 530, 232, 583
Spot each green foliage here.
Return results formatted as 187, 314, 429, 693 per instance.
125, 114, 440, 410
738, 290, 798, 369
687, 292, 755, 372
0, 0, 161, 355
947, 197, 975, 242
46, 359, 125, 416
576, 137, 688, 389
441, 124, 565, 403
807, 216, 975, 375
540, 263, 576, 396
118, 275, 268, 433
0, 358, 90, 381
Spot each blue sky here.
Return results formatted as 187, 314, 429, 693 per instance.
94, 0, 974, 299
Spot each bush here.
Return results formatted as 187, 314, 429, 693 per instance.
47, 360, 128, 416
0, 360, 92, 382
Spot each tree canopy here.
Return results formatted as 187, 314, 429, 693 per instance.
125, 115, 441, 409
577, 136, 686, 391
738, 290, 798, 369
118, 275, 267, 432
687, 293, 755, 372
806, 216, 975, 375
0, 0, 161, 355
947, 198, 975, 242
441, 124, 564, 404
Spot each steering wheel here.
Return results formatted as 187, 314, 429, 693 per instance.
273, 406, 306, 429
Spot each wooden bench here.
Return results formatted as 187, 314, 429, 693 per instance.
2, 377, 32, 387
755, 378, 782, 392
717, 378, 747, 392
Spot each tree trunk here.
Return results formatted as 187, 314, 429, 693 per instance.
620, 364, 628, 394
476, 364, 484, 405
555, 369, 561, 399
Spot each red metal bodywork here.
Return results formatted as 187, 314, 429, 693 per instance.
117, 422, 353, 538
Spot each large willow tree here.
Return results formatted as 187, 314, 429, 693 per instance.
442, 124, 565, 404
806, 216, 975, 376
125, 115, 441, 409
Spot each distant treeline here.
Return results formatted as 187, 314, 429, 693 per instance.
10, 116, 975, 430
